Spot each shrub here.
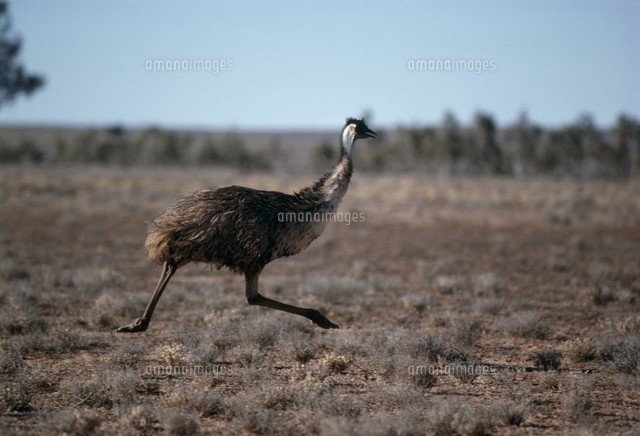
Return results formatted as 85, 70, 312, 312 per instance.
194, 392, 225, 417
0, 348, 24, 374
12, 325, 90, 355
491, 400, 529, 426
50, 409, 102, 435
533, 350, 562, 371
452, 361, 481, 384
401, 332, 467, 362
58, 375, 112, 408
603, 333, 640, 375
505, 313, 551, 340
409, 367, 438, 389
292, 343, 315, 364
231, 400, 280, 435
323, 353, 351, 374
564, 378, 594, 420
428, 402, 491, 436
164, 412, 199, 436
453, 318, 482, 346
565, 338, 598, 363
0, 383, 31, 413
156, 343, 192, 367
119, 405, 160, 433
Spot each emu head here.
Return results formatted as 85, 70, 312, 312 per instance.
345, 118, 376, 140
341, 118, 376, 157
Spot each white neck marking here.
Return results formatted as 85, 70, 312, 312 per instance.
342, 124, 357, 158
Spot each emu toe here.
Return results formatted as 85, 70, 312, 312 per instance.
307, 309, 339, 329
116, 318, 148, 333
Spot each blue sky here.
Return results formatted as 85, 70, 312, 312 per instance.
0, 0, 638, 129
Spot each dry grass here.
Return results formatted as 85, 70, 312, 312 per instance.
0, 166, 639, 433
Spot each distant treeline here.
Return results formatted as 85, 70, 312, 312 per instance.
346, 112, 639, 178
0, 126, 271, 170
1, 112, 639, 178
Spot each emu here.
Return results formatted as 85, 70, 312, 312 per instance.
116, 118, 376, 333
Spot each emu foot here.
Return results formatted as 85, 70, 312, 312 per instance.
307, 309, 339, 329
116, 318, 149, 333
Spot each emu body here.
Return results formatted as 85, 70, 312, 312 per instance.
117, 118, 375, 333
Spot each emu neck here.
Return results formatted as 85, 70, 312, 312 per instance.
297, 128, 355, 206
319, 126, 356, 204
320, 151, 353, 204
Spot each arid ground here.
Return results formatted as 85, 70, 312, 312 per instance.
1, 166, 639, 434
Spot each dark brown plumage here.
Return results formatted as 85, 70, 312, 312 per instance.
144, 183, 342, 273
117, 118, 376, 333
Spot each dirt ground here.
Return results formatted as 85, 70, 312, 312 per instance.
1, 165, 639, 435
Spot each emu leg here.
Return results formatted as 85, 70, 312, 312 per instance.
245, 271, 339, 329
116, 262, 176, 333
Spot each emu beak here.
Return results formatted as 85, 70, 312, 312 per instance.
363, 127, 377, 139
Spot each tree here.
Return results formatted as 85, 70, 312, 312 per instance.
614, 114, 635, 178
569, 113, 610, 176
577, 113, 605, 160
473, 112, 507, 174
634, 119, 640, 174
536, 130, 563, 173
439, 111, 464, 166
154, 131, 184, 165
513, 111, 541, 175
0, 1, 44, 108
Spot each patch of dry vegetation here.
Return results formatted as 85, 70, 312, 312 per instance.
0, 167, 639, 433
